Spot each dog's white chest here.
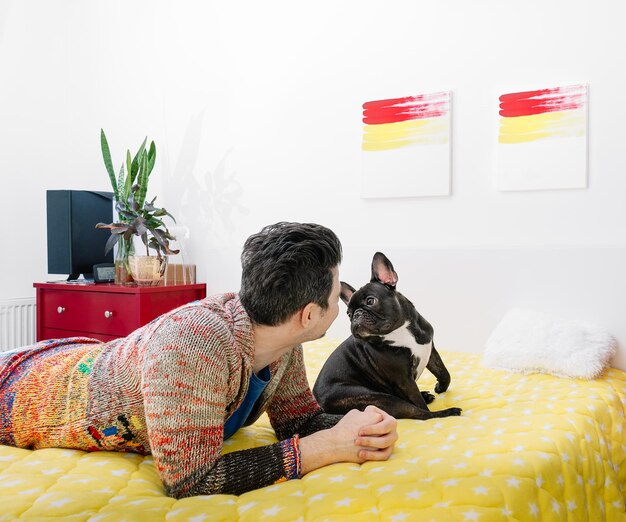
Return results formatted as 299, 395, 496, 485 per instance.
384, 321, 432, 379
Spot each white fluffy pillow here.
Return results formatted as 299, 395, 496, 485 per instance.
483, 308, 616, 379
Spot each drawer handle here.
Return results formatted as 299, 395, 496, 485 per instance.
104, 310, 113, 319
57, 306, 65, 314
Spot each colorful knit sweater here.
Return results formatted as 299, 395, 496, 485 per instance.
0, 293, 341, 498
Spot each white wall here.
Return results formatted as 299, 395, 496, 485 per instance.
1, 1, 625, 368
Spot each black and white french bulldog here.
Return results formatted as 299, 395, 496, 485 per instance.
313, 252, 462, 420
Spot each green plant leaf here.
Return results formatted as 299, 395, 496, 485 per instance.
116, 207, 138, 221
147, 141, 156, 177
163, 209, 177, 224
135, 151, 149, 209
130, 137, 147, 186
95, 222, 130, 233
128, 184, 140, 212
144, 197, 157, 212
132, 216, 148, 237
103, 233, 120, 256
151, 228, 180, 255
100, 129, 118, 200
123, 150, 133, 203
116, 164, 126, 208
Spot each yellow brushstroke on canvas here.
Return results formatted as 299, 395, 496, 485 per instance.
362, 118, 448, 151
499, 109, 585, 144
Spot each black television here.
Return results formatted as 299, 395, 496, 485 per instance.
46, 190, 114, 281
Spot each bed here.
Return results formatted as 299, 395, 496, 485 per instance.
1, 338, 625, 521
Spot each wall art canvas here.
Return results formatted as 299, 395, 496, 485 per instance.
496, 84, 588, 191
361, 91, 451, 198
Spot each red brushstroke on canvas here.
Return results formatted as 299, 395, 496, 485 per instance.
363, 93, 448, 125
499, 86, 585, 117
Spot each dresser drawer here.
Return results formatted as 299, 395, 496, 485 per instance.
40, 290, 137, 337
39, 327, 119, 343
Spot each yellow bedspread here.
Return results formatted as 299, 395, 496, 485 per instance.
1, 339, 625, 521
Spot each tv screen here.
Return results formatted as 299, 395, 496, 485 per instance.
46, 190, 114, 280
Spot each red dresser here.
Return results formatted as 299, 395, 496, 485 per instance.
34, 282, 207, 342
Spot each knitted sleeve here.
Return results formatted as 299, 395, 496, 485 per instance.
141, 309, 301, 499
267, 345, 343, 440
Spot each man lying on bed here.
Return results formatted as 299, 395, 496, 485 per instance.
0, 222, 398, 498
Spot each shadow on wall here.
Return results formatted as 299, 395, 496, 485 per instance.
161, 110, 248, 252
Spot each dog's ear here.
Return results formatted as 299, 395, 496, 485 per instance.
371, 252, 398, 288
340, 281, 356, 305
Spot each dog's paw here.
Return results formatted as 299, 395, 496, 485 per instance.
432, 407, 462, 419
421, 391, 435, 404
434, 381, 449, 394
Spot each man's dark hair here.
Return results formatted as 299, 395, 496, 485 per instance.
239, 222, 343, 326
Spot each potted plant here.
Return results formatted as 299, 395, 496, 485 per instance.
97, 129, 179, 285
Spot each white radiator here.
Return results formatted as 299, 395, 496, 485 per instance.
0, 298, 36, 351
